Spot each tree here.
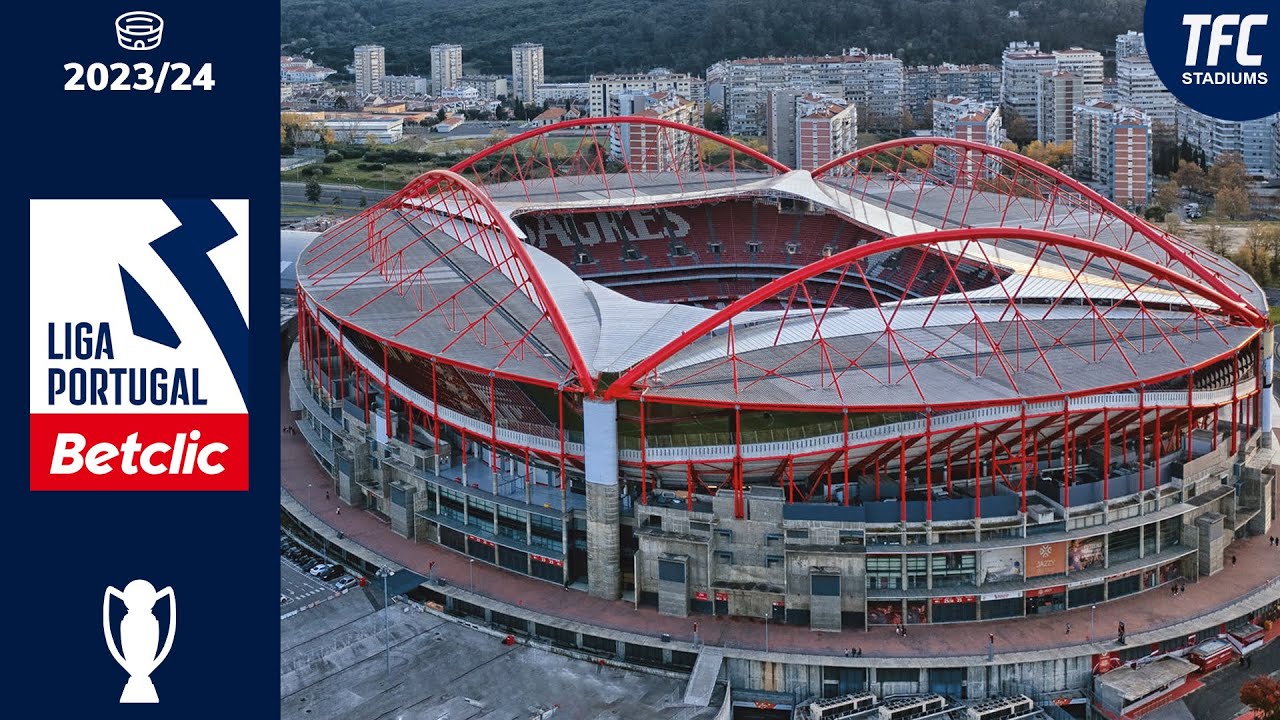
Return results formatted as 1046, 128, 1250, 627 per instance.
1208, 151, 1248, 194
703, 103, 726, 133
1204, 224, 1229, 255
1153, 181, 1180, 211
1003, 109, 1033, 147
1151, 121, 1178, 176
436, 108, 447, 123
304, 176, 322, 204
1170, 160, 1206, 194
1023, 140, 1072, 169
1216, 185, 1250, 219
1240, 676, 1280, 720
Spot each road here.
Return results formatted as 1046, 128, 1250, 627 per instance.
280, 556, 338, 617
1184, 638, 1280, 720
280, 182, 393, 207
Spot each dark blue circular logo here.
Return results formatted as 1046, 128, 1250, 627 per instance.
1144, 0, 1280, 121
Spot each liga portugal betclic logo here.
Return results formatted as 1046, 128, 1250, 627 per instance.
29, 200, 249, 491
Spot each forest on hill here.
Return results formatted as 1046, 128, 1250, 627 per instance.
281, 0, 1144, 79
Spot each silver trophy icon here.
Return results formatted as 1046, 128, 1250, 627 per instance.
103, 580, 176, 703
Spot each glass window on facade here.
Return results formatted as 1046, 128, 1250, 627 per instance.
980, 597, 1023, 620
530, 514, 563, 553
1159, 517, 1183, 549
906, 555, 928, 589
931, 599, 977, 623
1068, 583, 1105, 608
497, 506, 527, 543
468, 498, 495, 532
1109, 574, 1141, 599
438, 486, 466, 523
866, 555, 902, 590
530, 557, 562, 583
931, 552, 976, 588
1143, 522, 1157, 557
497, 545, 527, 573
1109, 526, 1141, 564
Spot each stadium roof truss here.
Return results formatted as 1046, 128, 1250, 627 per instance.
298, 121, 1266, 414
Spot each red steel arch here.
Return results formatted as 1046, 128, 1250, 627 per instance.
603, 226, 1258, 402
299, 168, 598, 395
450, 115, 791, 177
812, 137, 1263, 326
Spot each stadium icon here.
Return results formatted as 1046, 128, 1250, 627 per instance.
290, 117, 1272, 631
115, 11, 163, 51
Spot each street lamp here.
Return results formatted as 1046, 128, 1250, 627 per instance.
307, 482, 313, 511
1090, 605, 1097, 641
764, 614, 770, 653
376, 566, 392, 677
469, 558, 476, 593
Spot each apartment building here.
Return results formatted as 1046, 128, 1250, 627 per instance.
725, 50, 904, 135
1075, 100, 1151, 206
430, 43, 463, 96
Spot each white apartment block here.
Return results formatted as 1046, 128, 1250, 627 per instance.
795, 96, 857, 170
1177, 108, 1279, 176
281, 56, 337, 84
1037, 70, 1082, 144
430, 44, 463, 97
353, 45, 386, 98
318, 115, 404, 145
725, 50, 904, 135
534, 83, 590, 105
1115, 31, 1146, 59
1116, 55, 1176, 128
610, 92, 701, 172
592, 71, 703, 118
1052, 47, 1103, 101
767, 90, 856, 170
1001, 42, 1057, 134
511, 43, 544, 103
381, 75, 429, 96
1074, 100, 1151, 207
932, 96, 1003, 182
904, 63, 1001, 118
457, 75, 508, 101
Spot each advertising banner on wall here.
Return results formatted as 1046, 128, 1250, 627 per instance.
1025, 541, 1068, 578
1069, 536, 1105, 572
982, 547, 1025, 583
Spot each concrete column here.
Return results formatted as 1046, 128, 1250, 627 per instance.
1262, 328, 1274, 448
584, 399, 621, 599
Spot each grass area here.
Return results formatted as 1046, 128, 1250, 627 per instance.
281, 158, 455, 191
281, 202, 358, 220
1270, 306, 1280, 325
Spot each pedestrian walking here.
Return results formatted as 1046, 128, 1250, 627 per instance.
336, 507, 341, 515
1232, 554, 1237, 566
1065, 622, 1071, 635
326, 490, 330, 500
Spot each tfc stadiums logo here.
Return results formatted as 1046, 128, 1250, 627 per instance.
29, 200, 248, 490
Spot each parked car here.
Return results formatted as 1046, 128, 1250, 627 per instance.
309, 563, 332, 577
333, 576, 359, 591
320, 565, 345, 581
298, 557, 321, 571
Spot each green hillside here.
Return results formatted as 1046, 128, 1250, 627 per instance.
282, 0, 1144, 80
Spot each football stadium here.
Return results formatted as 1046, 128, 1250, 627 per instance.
285, 117, 1279, 706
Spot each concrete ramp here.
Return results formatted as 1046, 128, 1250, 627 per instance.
682, 648, 724, 706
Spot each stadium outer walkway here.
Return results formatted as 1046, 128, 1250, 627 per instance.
280, 366, 1280, 666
